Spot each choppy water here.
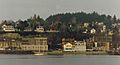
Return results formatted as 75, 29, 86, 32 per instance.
0, 55, 120, 65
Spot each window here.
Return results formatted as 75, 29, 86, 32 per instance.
65, 48, 72, 50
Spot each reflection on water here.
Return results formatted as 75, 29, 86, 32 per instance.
0, 55, 120, 65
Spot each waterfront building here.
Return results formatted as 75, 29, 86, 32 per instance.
21, 37, 48, 53
0, 38, 9, 50
34, 37, 48, 52
112, 34, 120, 50
62, 38, 75, 52
86, 41, 94, 51
0, 38, 21, 50
74, 41, 86, 52
92, 42, 110, 51
100, 42, 110, 51
92, 34, 112, 51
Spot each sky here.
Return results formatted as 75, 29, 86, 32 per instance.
0, 0, 120, 21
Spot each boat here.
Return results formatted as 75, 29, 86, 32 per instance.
34, 53, 44, 56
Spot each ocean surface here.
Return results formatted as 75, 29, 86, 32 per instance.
0, 55, 120, 65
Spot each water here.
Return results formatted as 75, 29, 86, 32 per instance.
0, 55, 120, 65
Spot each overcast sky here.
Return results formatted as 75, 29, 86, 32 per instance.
0, 0, 119, 21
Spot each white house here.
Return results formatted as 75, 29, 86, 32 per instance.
63, 42, 75, 52
84, 23, 89, 27
35, 26, 44, 32
101, 25, 106, 33
90, 28, 96, 34
74, 41, 86, 52
62, 38, 75, 52
2, 24, 15, 32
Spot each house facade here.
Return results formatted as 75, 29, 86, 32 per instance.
74, 41, 86, 52
35, 26, 44, 32
2, 24, 15, 32
62, 38, 75, 52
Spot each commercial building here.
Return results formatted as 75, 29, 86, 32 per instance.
0, 38, 21, 50
0, 37, 48, 54
21, 37, 48, 53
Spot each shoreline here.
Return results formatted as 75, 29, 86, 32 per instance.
0, 50, 119, 55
